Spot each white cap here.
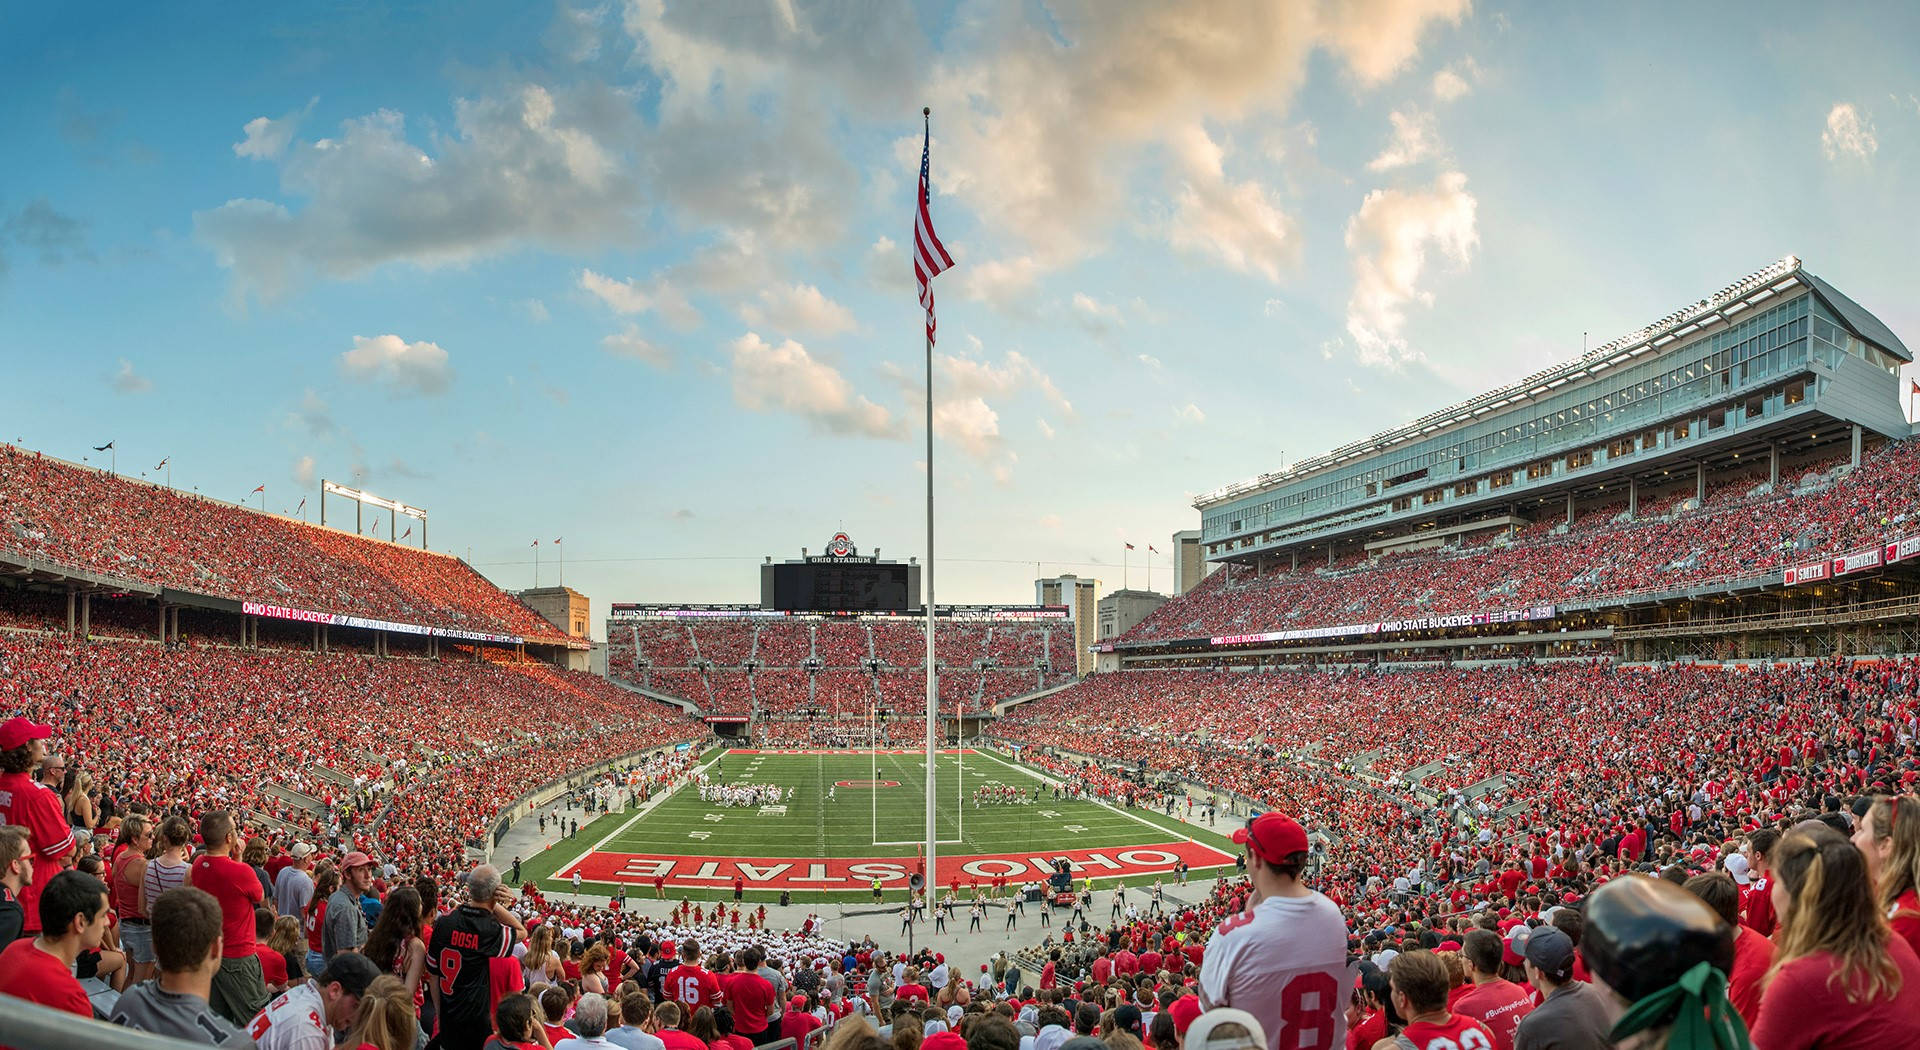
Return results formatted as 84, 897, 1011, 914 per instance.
1725, 853, 1752, 885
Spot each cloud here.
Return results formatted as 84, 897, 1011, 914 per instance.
339, 334, 454, 395
960, 253, 1048, 309
1432, 58, 1478, 101
937, 348, 1073, 419
2, 199, 91, 266
1367, 110, 1440, 171
1822, 103, 1877, 162
866, 236, 913, 292
109, 358, 150, 394
234, 99, 315, 160
580, 269, 701, 330
521, 298, 550, 322
728, 332, 901, 439
913, 0, 1463, 262
288, 390, 335, 436
670, 508, 696, 521
1344, 170, 1478, 367
738, 282, 857, 336
601, 325, 671, 368
1136, 354, 1163, 370
1037, 418, 1056, 439
1174, 402, 1206, 424
196, 84, 645, 302
1318, 0, 1473, 86
1072, 293, 1124, 337
1167, 124, 1296, 283
1039, 513, 1062, 530
293, 455, 316, 486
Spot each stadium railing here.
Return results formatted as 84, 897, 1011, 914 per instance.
0, 994, 202, 1050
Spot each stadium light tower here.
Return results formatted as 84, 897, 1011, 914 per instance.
319, 480, 429, 547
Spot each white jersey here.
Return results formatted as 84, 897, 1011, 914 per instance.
246, 983, 332, 1050
1198, 891, 1350, 1050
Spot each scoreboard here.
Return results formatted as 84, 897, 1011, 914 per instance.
759, 532, 920, 612
766, 562, 914, 612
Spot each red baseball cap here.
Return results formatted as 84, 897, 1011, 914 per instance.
342, 851, 376, 870
0, 717, 52, 751
1168, 995, 1202, 1036
1232, 813, 1309, 864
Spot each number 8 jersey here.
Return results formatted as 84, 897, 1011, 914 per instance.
1198, 890, 1351, 1050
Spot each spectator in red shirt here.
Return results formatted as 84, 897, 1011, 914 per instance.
1451, 930, 1531, 1050
1750, 827, 1920, 1047
0, 716, 78, 935
1741, 828, 1780, 937
188, 809, 269, 1026
724, 946, 776, 1044
1855, 793, 1920, 958
1680, 872, 1772, 1030
655, 1001, 707, 1050
665, 938, 722, 1012
0, 868, 111, 1020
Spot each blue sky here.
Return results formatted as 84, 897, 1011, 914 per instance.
4, 1, 1917, 624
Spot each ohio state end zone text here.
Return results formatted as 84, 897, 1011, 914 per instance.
561, 842, 1236, 892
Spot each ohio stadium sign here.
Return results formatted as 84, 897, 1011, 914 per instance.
242, 600, 523, 645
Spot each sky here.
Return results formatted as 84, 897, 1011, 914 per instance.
4, 1, 1919, 631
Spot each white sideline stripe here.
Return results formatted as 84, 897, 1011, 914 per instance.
555, 750, 727, 879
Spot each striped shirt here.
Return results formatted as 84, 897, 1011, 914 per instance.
143, 856, 190, 907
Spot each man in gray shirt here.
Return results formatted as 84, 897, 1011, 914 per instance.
759, 954, 789, 1034
321, 850, 376, 958
110, 887, 247, 1046
1513, 927, 1611, 1050
272, 842, 316, 920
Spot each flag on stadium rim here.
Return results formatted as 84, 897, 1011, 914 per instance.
250, 484, 264, 494
1125, 542, 1135, 550
914, 108, 954, 348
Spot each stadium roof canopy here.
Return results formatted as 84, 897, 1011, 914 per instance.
1195, 256, 1909, 510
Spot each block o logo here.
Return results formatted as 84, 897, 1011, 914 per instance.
834, 779, 900, 788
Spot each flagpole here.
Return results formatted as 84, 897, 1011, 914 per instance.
922, 105, 939, 904
1123, 544, 1129, 591
533, 542, 541, 588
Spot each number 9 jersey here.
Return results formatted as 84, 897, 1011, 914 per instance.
1198, 891, 1352, 1050
425, 904, 519, 1049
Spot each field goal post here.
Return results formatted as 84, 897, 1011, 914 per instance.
870, 704, 963, 847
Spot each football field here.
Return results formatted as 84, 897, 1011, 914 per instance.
527, 748, 1239, 902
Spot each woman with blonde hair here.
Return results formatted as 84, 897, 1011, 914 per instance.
268, 915, 307, 988
581, 944, 613, 994
935, 972, 969, 1009
64, 769, 96, 832
522, 924, 563, 989
345, 974, 418, 1050
1852, 792, 1920, 956
1750, 825, 1920, 1047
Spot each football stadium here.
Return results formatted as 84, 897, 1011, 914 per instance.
9, 7, 1920, 1050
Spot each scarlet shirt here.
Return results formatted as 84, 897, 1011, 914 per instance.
665, 963, 722, 1010
191, 852, 264, 957
1399, 1014, 1496, 1050
1725, 927, 1774, 1030
255, 943, 290, 986
1451, 979, 1532, 1050
1750, 938, 1920, 1049
1889, 888, 1920, 959
725, 970, 776, 1032
0, 772, 75, 934
0, 937, 91, 1021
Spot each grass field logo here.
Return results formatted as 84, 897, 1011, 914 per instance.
834, 779, 900, 788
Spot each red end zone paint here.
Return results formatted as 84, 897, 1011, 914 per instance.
726, 748, 977, 756
561, 841, 1236, 890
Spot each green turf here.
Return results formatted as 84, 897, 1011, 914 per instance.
515, 748, 1240, 903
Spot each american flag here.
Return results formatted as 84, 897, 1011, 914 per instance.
914, 110, 955, 347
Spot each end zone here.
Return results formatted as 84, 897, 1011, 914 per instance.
559, 841, 1235, 891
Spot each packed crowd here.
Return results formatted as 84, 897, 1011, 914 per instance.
608, 620, 1074, 716
989, 658, 1920, 1047
1125, 440, 1920, 643
0, 632, 704, 886
0, 444, 568, 643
